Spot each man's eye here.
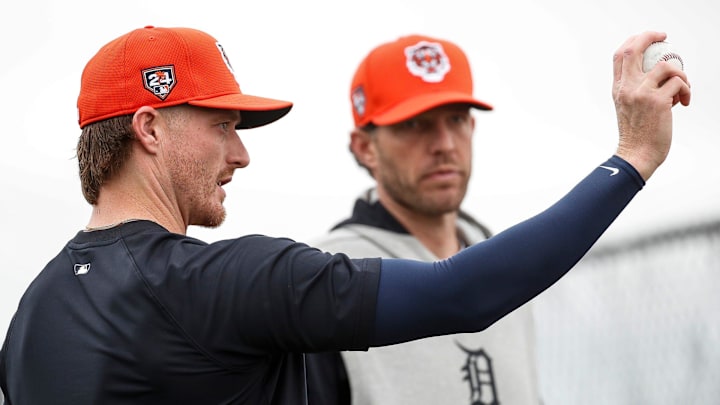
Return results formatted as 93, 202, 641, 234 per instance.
399, 120, 420, 130
219, 122, 229, 131
452, 114, 469, 123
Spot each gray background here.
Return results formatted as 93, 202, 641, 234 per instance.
2, 1, 719, 403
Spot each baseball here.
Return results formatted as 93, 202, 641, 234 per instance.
642, 41, 684, 73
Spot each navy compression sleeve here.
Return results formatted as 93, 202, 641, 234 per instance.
372, 155, 645, 346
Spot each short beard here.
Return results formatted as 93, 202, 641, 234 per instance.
381, 173, 466, 217
168, 152, 227, 229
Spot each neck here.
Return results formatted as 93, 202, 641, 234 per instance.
84, 218, 144, 232
378, 194, 461, 259
86, 143, 190, 234
87, 182, 187, 235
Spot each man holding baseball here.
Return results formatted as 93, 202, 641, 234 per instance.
0, 26, 689, 405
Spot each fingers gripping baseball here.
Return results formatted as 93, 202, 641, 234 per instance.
643, 41, 691, 107
611, 31, 691, 181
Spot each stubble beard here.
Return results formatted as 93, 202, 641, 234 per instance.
380, 170, 468, 217
169, 154, 227, 229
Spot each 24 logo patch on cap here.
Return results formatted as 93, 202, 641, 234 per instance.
142, 65, 176, 100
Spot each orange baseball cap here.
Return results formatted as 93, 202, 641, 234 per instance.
77, 26, 293, 129
350, 34, 493, 127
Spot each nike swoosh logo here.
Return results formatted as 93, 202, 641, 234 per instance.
599, 165, 619, 176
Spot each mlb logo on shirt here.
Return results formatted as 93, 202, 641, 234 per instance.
74, 263, 91, 276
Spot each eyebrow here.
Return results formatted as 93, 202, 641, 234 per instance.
207, 109, 242, 124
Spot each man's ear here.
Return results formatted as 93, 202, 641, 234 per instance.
350, 128, 378, 174
131, 106, 162, 154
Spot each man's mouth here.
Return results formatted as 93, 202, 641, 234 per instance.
217, 177, 232, 187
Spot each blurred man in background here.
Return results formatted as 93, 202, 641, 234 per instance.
305, 34, 540, 405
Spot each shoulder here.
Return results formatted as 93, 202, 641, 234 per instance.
309, 225, 426, 259
309, 226, 388, 257
458, 211, 493, 244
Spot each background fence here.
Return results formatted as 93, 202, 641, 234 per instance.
534, 218, 720, 404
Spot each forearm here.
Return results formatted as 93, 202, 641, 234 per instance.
371, 155, 644, 346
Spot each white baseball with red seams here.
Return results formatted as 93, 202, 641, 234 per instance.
642, 41, 684, 73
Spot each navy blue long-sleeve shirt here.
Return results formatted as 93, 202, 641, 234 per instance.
0, 155, 643, 404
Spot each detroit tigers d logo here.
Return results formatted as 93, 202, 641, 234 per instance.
457, 342, 500, 405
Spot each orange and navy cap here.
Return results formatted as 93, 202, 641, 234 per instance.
77, 26, 293, 129
350, 34, 493, 128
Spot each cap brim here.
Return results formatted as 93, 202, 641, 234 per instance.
188, 93, 293, 129
372, 91, 492, 126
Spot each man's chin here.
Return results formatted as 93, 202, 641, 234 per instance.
423, 194, 465, 214
192, 208, 227, 229
427, 186, 466, 202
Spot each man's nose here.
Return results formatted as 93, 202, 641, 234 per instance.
228, 132, 250, 168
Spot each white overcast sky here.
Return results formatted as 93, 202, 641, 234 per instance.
1, 0, 719, 333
